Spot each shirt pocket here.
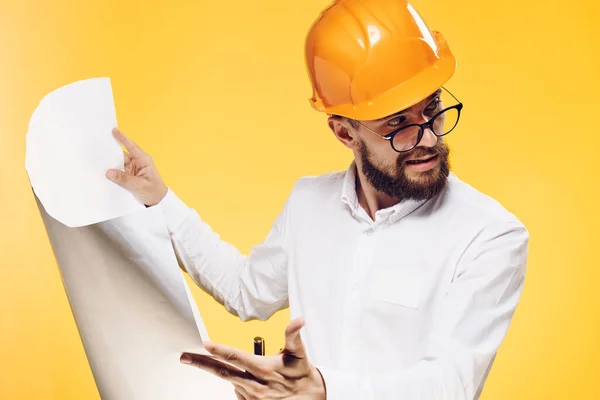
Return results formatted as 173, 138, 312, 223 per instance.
369, 268, 425, 310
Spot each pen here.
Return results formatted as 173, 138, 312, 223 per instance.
254, 336, 265, 356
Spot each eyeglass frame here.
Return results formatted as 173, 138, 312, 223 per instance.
353, 87, 464, 153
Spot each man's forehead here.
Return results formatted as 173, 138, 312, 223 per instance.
378, 88, 442, 121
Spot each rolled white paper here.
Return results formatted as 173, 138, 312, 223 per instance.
35, 194, 236, 399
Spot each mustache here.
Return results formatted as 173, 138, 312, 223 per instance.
398, 142, 448, 165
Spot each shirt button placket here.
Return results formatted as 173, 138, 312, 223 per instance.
341, 225, 378, 368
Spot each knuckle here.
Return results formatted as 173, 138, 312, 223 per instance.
256, 385, 270, 397
225, 352, 238, 364
270, 374, 288, 388
248, 386, 266, 400
217, 367, 229, 379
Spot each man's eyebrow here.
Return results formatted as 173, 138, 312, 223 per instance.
380, 89, 443, 122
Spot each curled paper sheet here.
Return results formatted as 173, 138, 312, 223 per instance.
25, 77, 145, 227
26, 78, 236, 399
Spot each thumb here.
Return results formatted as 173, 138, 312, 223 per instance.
282, 318, 306, 358
106, 169, 140, 191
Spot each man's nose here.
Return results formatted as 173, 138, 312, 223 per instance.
419, 125, 438, 147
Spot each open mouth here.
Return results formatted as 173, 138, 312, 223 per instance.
406, 154, 438, 165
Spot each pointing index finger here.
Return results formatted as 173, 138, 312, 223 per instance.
112, 128, 145, 159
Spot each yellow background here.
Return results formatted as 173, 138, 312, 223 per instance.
1, 0, 599, 398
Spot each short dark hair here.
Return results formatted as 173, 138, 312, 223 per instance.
345, 116, 358, 129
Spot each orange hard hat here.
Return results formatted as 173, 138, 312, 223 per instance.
305, 0, 456, 121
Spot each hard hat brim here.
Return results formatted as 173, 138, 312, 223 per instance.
311, 54, 456, 121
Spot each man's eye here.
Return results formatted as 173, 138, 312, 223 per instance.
388, 116, 407, 127
425, 98, 441, 113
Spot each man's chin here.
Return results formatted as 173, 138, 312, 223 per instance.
403, 165, 441, 182
397, 165, 449, 200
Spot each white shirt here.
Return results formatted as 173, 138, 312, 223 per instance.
157, 164, 529, 400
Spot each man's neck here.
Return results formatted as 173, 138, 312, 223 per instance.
355, 169, 401, 221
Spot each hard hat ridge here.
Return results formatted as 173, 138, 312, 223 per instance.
305, 0, 456, 120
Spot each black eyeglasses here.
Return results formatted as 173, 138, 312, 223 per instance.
356, 87, 463, 153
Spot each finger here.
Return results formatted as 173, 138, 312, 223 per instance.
125, 160, 134, 176
123, 152, 135, 175
180, 353, 262, 387
112, 128, 146, 160
203, 342, 266, 378
123, 152, 134, 175
236, 381, 269, 400
282, 318, 306, 359
234, 385, 249, 400
106, 169, 143, 191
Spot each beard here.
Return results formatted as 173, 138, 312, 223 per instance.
358, 139, 450, 201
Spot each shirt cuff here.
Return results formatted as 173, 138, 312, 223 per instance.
316, 366, 359, 400
155, 188, 191, 235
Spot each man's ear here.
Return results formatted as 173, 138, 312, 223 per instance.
327, 115, 358, 150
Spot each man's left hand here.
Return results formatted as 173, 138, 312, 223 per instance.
180, 318, 326, 400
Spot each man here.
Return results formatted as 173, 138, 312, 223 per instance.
106, 1, 529, 399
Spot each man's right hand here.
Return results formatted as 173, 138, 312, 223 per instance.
106, 128, 168, 207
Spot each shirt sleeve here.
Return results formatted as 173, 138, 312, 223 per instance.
156, 188, 291, 322
317, 221, 529, 400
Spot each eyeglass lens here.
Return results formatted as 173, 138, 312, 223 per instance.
392, 104, 460, 151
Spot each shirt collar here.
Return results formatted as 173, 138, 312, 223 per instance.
341, 161, 428, 224
341, 161, 360, 212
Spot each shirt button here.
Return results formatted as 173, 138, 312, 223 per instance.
366, 228, 374, 236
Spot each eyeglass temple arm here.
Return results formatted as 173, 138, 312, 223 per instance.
441, 86, 461, 104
